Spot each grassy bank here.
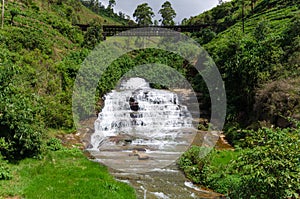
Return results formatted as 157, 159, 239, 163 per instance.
0, 146, 136, 199
178, 126, 300, 198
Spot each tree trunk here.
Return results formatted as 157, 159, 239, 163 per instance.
1, 0, 4, 29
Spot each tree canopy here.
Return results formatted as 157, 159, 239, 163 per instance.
108, 0, 116, 9
133, 3, 154, 26
159, 1, 176, 26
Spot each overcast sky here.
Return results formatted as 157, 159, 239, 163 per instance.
100, 0, 222, 24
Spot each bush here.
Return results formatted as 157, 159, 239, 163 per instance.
232, 127, 300, 198
0, 63, 45, 161
0, 154, 12, 180
178, 146, 242, 196
82, 20, 103, 49
46, 138, 63, 151
178, 146, 212, 183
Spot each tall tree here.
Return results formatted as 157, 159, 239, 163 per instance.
133, 3, 154, 26
158, 1, 176, 26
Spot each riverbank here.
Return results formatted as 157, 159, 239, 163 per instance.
0, 130, 136, 199
70, 116, 226, 198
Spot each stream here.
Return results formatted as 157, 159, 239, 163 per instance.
85, 78, 224, 198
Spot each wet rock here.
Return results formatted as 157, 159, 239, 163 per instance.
137, 153, 149, 160
129, 150, 139, 157
129, 97, 139, 111
133, 148, 146, 152
108, 134, 134, 145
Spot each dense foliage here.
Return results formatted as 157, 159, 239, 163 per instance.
179, 127, 300, 198
233, 127, 300, 198
178, 1, 300, 198
133, 3, 155, 26
0, 61, 45, 161
80, 0, 129, 25
188, 0, 299, 125
159, 1, 176, 26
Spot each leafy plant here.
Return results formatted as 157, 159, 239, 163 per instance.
178, 146, 213, 183
232, 127, 300, 198
0, 154, 12, 180
46, 138, 63, 151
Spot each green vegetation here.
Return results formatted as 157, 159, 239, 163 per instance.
179, 126, 300, 198
188, 0, 299, 126
178, 147, 241, 195
0, 0, 135, 198
80, 0, 129, 25
0, 145, 135, 198
159, 1, 176, 26
0, 0, 299, 198
133, 3, 155, 26
178, 0, 300, 198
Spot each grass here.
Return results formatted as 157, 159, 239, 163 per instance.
209, 149, 240, 168
178, 146, 243, 195
0, 149, 136, 199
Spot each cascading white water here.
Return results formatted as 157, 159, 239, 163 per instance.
89, 77, 197, 172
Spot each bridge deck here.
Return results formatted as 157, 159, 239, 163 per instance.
76, 24, 212, 36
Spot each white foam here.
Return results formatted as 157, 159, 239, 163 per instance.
152, 192, 170, 199
151, 168, 179, 173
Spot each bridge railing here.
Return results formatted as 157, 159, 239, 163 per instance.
75, 24, 213, 36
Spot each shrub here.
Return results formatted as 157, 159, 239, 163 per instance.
178, 146, 212, 183
232, 127, 300, 198
46, 138, 63, 151
82, 20, 103, 49
0, 154, 12, 180
0, 63, 45, 161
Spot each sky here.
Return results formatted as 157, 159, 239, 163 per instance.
100, 0, 222, 24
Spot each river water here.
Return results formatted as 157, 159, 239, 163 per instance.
87, 77, 224, 198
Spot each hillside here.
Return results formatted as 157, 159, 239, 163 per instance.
0, 0, 136, 198
179, 1, 300, 198
0, 0, 115, 156
187, 0, 299, 127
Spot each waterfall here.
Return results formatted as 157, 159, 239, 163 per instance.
89, 77, 196, 172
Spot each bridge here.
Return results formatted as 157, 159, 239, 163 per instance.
76, 24, 213, 37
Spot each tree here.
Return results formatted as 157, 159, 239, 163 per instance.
133, 3, 154, 26
82, 20, 103, 49
241, 0, 245, 33
158, 1, 176, 26
108, 0, 116, 9
89, 0, 95, 8
181, 18, 188, 25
